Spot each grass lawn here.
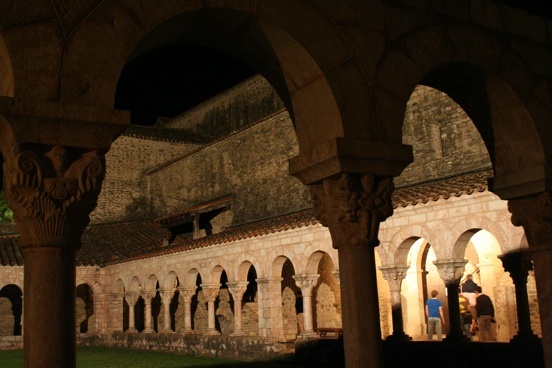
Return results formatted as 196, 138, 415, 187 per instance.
0, 347, 309, 367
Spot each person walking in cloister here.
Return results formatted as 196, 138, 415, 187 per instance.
425, 290, 445, 341
475, 286, 496, 342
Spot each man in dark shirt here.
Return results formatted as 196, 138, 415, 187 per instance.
475, 286, 496, 342
461, 274, 478, 307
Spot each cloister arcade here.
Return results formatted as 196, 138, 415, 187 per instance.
1, 185, 537, 350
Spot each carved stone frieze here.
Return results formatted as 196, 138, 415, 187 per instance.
310, 173, 394, 248
3, 144, 105, 249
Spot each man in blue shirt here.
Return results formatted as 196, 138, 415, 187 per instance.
425, 290, 445, 341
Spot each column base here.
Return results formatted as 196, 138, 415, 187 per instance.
126, 328, 137, 333
230, 330, 248, 337
511, 333, 541, 343
142, 328, 154, 334
297, 331, 319, 340
385, 332, 412, 342
204, 329, 221, 336
162, 329, 174, 334
443, 332, 471, 343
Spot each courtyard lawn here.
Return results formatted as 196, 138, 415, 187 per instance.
0, 347, 308, 367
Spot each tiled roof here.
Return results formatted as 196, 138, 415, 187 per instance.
108, 209, 319, 265
78, 221, 167, 266
123, 125, 213, 145
0, 170, 491, 267
393, 170, 491, 208
0, 221, 166, 267
0, 235, 23, 266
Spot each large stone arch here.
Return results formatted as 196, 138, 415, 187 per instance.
375, 22, 551, 197
59, 2, 354, 151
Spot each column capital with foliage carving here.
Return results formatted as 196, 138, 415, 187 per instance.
498, 251, 533, 285
200, 283, 221, 302
434, 259, 468, 286
309, 173, 395, 248
0, 103, 128, 250
508, 193, 552, 251
226, 281, 249, 300
379, 265, 410, 292
293, 274, 319, 297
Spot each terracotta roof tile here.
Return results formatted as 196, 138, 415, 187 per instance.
392, 170, 491, 208
0, 221, 166, 267
0, 170, 492, 267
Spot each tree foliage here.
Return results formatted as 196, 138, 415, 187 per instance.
0, 190, 13, 222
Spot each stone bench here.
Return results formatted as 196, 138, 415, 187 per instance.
318, 327, 343, 339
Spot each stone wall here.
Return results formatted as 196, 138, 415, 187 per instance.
397, 85, 492, 187
0, 298, 13, 336
91, 134, 196, 223
148, 112, 311, 225
78, 332, 287, 361
160, 75, 285, 140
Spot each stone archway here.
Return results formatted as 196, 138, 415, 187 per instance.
0, 284, 22, 336
75, 283, 94, 334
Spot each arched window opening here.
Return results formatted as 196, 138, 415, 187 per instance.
75, 284, 94, 334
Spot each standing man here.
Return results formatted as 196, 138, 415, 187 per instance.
461, 274, 478, 309
425, 290, 445, 341
475, 286, 496, 342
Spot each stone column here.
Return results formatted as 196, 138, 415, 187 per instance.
256, 277, 284, 339
124, 292, 139, 333
160, 289, 175, 332
200, 283, 221, 335
0, 101, 127, 368
509, 194, 552, 367
293, 274, 320, 338
379, 265, 411, 341
308, 174, 396, 368
179, 286, 197, 334
498, 251, 540, 342
434, 259, 469, 342
141, 291, 156, 333
4, 146, 107, 367
227, 281, 249, 336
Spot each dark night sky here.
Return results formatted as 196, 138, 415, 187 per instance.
114, 44, 256, 126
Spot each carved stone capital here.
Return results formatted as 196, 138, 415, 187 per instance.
141, 290, 157, 302
310, 173, 394, 248
434, 259, 468, 286
159, 288, 175, 304
200, 283, 221, 302
226, 281, 249, 300
379, 265, 409, 292
178, 286, 197, 301
508, 193, 552, 250
293, 274, 319, 297
124, 292, 139, 306
3, 144, 106, 249
498, 251, 533, 285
